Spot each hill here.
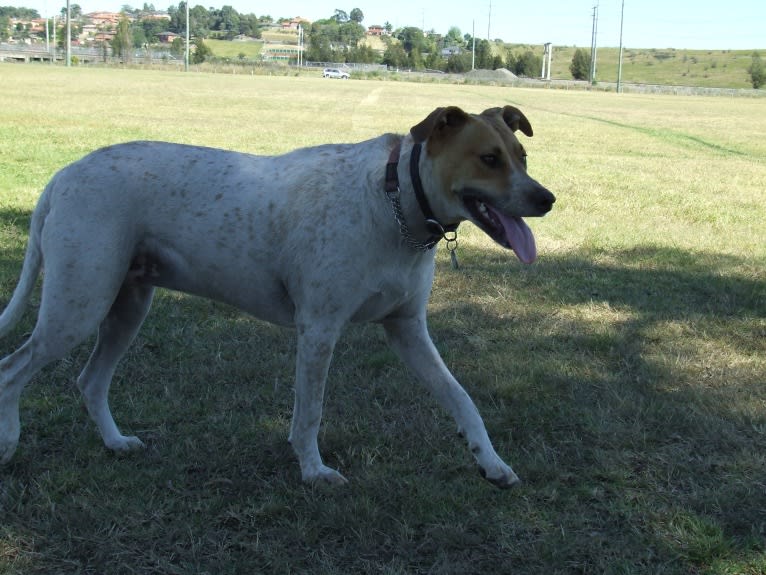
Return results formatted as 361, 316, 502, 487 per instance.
509, 44, 759, 89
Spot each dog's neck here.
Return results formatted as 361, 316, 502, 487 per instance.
385, 139, 459, 251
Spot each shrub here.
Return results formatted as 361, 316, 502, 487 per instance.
748, 51, 765, 89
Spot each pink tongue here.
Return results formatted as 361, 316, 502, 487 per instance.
493, 209, 537, 264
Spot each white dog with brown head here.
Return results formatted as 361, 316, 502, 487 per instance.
0, 105, 554, 487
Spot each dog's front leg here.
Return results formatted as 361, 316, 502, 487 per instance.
383, 316, 520, 488
288, 323, 348, 485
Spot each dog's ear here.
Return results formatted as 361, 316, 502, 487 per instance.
500, 105, 534, 137
410, 106, 470, 143
483, 106, 534, 137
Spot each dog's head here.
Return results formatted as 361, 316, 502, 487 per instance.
410, 105, 555, 264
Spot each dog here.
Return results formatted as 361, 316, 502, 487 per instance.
0, 105, 554, 487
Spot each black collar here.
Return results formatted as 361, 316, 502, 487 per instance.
385, 141, 458, 250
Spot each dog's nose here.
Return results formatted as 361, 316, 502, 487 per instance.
533, 187, 556, 214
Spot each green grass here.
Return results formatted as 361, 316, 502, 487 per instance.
0, 64, 765, 574
205, 38, 264, 61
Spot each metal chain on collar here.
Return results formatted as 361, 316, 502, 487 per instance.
385, 186, 440, 252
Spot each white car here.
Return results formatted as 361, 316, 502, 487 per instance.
323, 68, 350, 79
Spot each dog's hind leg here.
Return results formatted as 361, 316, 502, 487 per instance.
76, 282, 154, 452
383, 315, 520, 489
0, 287, 119, 464
0, 241, 137, 463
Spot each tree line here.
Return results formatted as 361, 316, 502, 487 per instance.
0, 3, 545, 75
301, 10, 545, 75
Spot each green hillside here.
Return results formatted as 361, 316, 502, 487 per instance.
511, 44, 760, 89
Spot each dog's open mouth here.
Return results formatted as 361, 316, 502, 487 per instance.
463, 198, 537, 264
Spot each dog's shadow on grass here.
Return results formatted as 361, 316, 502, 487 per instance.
424, 243, 765, 566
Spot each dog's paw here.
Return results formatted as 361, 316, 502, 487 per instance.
302, 465, 349, 486
479, 461, 521, 489
105, 435, 146, 453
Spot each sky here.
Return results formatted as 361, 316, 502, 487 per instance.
23, 0, 765, 50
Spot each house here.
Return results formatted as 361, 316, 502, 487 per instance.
158, 31, 180, 43
29, 19, 46, 34
93, 32, 116, 43
86, 12, 123, 26
367, 25, 387, 36
280, 17, 311, 31
140, 11, 171, 21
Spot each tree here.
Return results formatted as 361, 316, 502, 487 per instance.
338, 20, 365, 46
111, 16, 133, 61
191, 36, 211, 63
170, 36, 184, 55
348, 43, 376, 63
349, 8, 363, 24
445, 53, 471, 73
14, 22, 30, 42
445, 26, 463, 47
510, 50, 541, 77
0, 17, 9, 42
383, 41, 408, 69
305, 17, 365, 62
214, 5, 240, 39
132, 24, 146, 47
473, 39, 493, 69
396, 26, 425, 55
748, 51, 765, 89
570, 48, 590, 80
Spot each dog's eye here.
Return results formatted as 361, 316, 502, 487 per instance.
480, 154, 499, 168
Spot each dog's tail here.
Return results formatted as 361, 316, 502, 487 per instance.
0, 190, 49, 339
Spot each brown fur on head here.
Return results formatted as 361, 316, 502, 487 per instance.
408, 105, 535, 210
407, 105, 554, 258
410, 105, 533, 143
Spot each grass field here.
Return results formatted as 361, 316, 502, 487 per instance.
0, 64, 765, 574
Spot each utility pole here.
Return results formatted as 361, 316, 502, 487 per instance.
617, 0, 626, 92
589, 3, 599, 84
472, 20, 476, 70
184, 0, 189, 72
542, 43, 552, 80
297, 25, 303, 68
487, 0, 492, 41
65, 0, 70, 67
